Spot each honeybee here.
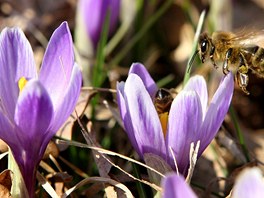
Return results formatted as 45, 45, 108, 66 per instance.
154, 88, 173, 115
198, 31, 264, 94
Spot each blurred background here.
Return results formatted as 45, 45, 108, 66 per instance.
1, 0, 264, 197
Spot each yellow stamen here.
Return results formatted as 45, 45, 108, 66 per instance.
159, 112, 169, 137
18, 77, 28, 92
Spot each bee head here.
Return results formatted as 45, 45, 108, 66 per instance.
187, 32, 213, 73
154, 88, 173, 114
198, 32, 211, 63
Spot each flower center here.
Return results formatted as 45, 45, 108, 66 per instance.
18, 77, 28, 93
154, 88, 173, 137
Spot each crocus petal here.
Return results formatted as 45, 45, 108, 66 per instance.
39, 22, 74, 108
129, 63, 158, 98
49, 63, 82, 132
232, 167, 264, 198
80, 0, 120, 48
116, 81, 126, 120
117, 81, 141, 155
116, 81, 127, 124
13, 79, 54, 196
184, 75, 208, 116
0, 27, 37, 120
14, 79, 53, 142
0, 111, 17, 148
166, 91, 202, 173
123, 74, 166, 158
198, 72, 234, 154
162, 173, 197, 198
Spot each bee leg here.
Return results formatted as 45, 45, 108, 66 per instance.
251, 46, 264, 74
236, 53, 250, 95
209, 45, 218, 69
236, 72, 249, 95
223, 48, 233, 75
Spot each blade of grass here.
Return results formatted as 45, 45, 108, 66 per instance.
91, 9, 111, 119
109, 0, 173, 67
92, 13, 110, 88
229, 105, 250, 162
156, 74, 174, 88
183, 10, 206, 86
104, 0, 143, 56
132, 163, 148, 198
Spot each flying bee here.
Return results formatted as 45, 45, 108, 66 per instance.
196, 31, 264, 94
154, 88, 174, 115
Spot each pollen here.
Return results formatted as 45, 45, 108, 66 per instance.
159, 112, 169, 137
18, 77, 27, 92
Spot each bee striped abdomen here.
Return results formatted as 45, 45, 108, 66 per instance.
243, 46, 264, 76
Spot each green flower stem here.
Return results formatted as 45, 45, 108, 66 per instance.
229, 105, 250, 162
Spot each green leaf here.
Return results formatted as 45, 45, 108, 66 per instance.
91, 8, 111, 119
109, 0, 173, 66
8, 149, 29, 198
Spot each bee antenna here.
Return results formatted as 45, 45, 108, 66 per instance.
187, 50, 199, 73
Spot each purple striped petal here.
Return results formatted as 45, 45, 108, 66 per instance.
184, 75, 208, 116
116, 81, 126, 121
166, 91, 202, 173
117, 82, 141, 156
162, 173, 197, 198
0, 111, 17, 148
14, 79, 53, 142
0, 27, 37, 121
13, 79, 54, 195
50, 63, 82, 132
122, 74, 165, 158
39, 22, 74, 108
129, 63, 158, 98
232, 168, 264, 198
198, 72, 234, 154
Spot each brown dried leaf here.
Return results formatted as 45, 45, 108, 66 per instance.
105, 186, 117, 198
43, 141, 59, 159
0, 170, 12, 198
36, 172, 59, 198
55, 141, 163, 192
0, 140, 8, 153
62, 176, 133, 198
51, 172, 73, 183
144, 153, 173, 185
85, 121, 112, 177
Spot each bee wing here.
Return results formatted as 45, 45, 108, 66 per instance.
231, 30, 264, 48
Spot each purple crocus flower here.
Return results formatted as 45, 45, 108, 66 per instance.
162, 173, 197, 198
232, 167, 264, 198
0, 22, 82, 197
117, 63, 234, 175
79, 0, 120, 49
